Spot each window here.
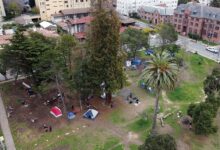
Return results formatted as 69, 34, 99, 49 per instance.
190, 22, 193, 25
196, 18, 199, 21
214, 32, 218, 38
179, 14, 182, 18
178, 25, 181, 29
194, 29, 197, 34
215, 26, 219, 30
217, 21, 220, 25
195, 23, 198, 27
189, 28, 192, 33
191, 17, 194, 21
202, 30, 206, 35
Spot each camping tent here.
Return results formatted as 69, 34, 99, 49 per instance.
50, 106, 62, 118
67, 112, 76, 120
83, 109, 98, 120
131, 58, 142, 66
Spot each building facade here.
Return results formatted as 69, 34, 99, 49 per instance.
0, 0, 6, 20
138, 6, 174, 25
36, 0, 91, 20
199, 0, 211, 6
116, 0, 178, 16
173, 2, 220, 43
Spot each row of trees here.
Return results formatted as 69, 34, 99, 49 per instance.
0, 0, 125, 105
0, 27, 78, 92
120, 23, 178, 59
187, 68, 220, 135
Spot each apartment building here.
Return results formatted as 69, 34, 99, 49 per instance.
138, 6, 174, 25
116, 0, 178, 16
0, 0, 6, 20
36, 0, 91, 20
51, 7, 90, 23
173, 2, 220, 43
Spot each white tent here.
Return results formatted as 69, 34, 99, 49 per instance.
83, 109, 98, 120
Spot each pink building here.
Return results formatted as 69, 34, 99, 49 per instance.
138, 6, 174, 25
173, 2, 220, 43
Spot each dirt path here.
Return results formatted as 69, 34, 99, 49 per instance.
0, 94, 16, 150
95, 119, 142, 150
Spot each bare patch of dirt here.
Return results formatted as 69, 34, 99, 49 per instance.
157, 124, 174, 135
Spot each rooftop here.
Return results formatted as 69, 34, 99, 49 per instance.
175, 2, 220, 20
67, 16, 93, 25
0, 35, 12, 45
140, 5, 174, 16
52, 7, 91, 17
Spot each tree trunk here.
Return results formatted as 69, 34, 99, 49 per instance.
55, 75, 67, 115
106, 92, 112, 105
151, 88, 161, 136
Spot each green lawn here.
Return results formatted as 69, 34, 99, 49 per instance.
168, 82, 204, 103
129, 144, 139, 150
109, 109, 126, 124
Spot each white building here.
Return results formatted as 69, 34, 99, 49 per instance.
0, 0, 6, 20
36, 0, 91, 21
116, 0, 178, 16
199, 0, 211, 6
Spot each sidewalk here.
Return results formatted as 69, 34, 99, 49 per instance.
0, 94, 16, 150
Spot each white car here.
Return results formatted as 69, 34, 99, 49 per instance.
206, 47, 219, 53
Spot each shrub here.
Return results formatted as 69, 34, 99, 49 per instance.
139, 134, 177, 150
187, 103, 197, 117
188, 33, 201, 40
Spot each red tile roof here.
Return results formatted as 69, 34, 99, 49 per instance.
120, 27, 127, 33
74, 32, 86, 39
68, 16, 93, 25
0, 35, 12, 45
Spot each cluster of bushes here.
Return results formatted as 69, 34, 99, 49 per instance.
187, 68, 220, 135
188, 33, 201, 41
139, 134, 177, 150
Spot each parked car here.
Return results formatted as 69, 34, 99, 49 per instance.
206, 47, 219, 53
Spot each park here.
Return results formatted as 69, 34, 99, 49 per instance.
0, 1, 220, 150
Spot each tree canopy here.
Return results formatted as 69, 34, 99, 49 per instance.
210, 0, 220, 8
121, 28, 149, 58
158, 23, 178, 46
142, 52, 178, 134
139, 134, 177, 150
187, 68, 220, 135
178, 0, 190, 5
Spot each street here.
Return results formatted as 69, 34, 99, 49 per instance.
176, 35, 220, 62
149, 34, 220, 62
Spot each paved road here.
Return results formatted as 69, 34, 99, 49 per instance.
176, 35, 220, 62
0, 94, 16, 150
149, 34, 220, 62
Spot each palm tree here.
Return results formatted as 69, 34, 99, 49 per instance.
142, 52, 178, 135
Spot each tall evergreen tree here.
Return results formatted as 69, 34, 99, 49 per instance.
85, 0, 126, 103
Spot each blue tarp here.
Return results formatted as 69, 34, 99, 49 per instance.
145, 49, 154, 55
67, 112, 76, 120
131, 58, 142, 66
